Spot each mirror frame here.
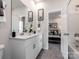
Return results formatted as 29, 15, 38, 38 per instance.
28, 11, 33, 22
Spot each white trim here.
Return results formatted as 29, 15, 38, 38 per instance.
48, 9, 62, 13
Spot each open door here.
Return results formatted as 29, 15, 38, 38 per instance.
61, 0, 71, 59
61, 9, 68, 59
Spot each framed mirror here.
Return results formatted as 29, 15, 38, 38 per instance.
11, 0, 34, 37
38, 9, 44, 21
28, 11, 33, 22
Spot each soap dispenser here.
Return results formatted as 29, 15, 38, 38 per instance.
12, 30, 16, 37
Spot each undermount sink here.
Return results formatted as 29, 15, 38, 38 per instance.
15, 33, 37, 39
20, 33, 33, 36
24, 33, 33, 36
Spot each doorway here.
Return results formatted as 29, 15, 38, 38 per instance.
47, 10, 63, 59
48, 10, 61, 44
36, 10, 64, 59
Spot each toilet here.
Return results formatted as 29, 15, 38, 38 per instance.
0, 45, 4, 59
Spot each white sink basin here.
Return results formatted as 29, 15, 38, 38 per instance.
15, 33, 38, 40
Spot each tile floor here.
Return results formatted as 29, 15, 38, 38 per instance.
36, 43, 64, 59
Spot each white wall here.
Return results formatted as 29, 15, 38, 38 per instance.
36, 1, 69, 59
68, 0, 79, 47
1, 0, 36, 59
68, 14, 79, 46
0, 0, 11, 45
36, 0, 67, 50
0, 0, 11, 59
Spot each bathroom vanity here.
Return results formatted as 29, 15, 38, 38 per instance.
11, 0, 43, 59
10, 33, 42, 59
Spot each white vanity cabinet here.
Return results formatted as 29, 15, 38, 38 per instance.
25, 43, 35, 59
10, 34, 42, 59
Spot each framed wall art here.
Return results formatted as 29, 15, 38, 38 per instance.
49, 23, 58, 28
38, 9, 44, 21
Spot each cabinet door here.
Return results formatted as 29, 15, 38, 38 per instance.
34, 39, 42, 58
38, 34, 42, 50
25, 43, 35, 59
10, 40, 25, 59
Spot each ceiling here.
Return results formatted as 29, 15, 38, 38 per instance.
12, 0, 70, 10
33, 0, 54, 4
12, 0, 26, 10
33, 0, 66, 4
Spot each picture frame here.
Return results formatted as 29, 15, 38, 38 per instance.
0, 0, 4, 8
28, 11, 33, 22
0, 0, 4, 16
49, 23, 58, 28
38, 9, 44, 21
